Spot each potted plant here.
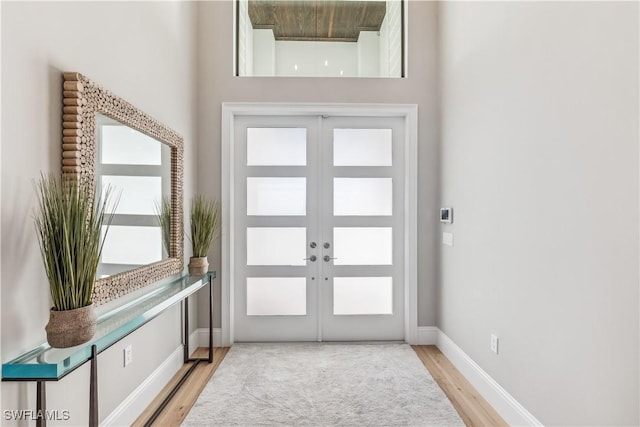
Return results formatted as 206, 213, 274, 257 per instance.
34, 174, 116, 348
188, 195, 220, 275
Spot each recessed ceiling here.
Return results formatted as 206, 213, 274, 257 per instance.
248, 1, 387, 42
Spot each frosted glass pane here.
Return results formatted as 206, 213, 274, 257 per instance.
334, 178, 392, 216
247, 228, 306, 266
334, 228, 392, 265
101, 124, 162, 165
101, 226, 162, 265
101, 176, 162, 215
334, 277, 393, 315
247, 177, 306, 216
247, 128, 306, 165
247, 277, 306, 315
334, 129, 392, 166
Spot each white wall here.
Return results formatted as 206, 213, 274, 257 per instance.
237, 0, 253, 76
439, 2, 639, 425
376, 0, 402, 78
275, 40, 358, 77
196, 0, 439, 329
379, 10, 389, 77
254, 33, 382, 78
252, 29, 275, 77
1, 1, 197, 424
357, 32, 380, 77
386, 0, 402, 78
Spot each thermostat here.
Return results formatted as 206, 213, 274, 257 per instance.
440, 207, 453, 224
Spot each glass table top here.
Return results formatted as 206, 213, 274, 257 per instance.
2, 271, 215, 380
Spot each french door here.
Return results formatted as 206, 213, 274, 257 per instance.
233, 114, 405, 342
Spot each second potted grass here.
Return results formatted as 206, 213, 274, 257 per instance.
188, 195, 220, 275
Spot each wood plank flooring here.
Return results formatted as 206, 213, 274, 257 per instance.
132, 347, 229, 427
413, 345, 508, 427
135, 345, 506, 427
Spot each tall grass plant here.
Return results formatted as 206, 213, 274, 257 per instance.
190, 195, 220, 257
155, 196, 172, 256
34, 174, 116, 311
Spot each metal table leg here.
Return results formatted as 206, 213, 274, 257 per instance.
36, 381, 46, 427
208, 274, 214, 363
89, 345, 98, 427
183, 297, 190, 363
145, 275, 216, 426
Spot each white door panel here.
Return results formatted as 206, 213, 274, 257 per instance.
234, 115, 405, 342
319, 117, 405, 341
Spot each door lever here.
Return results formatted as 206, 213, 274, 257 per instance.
323, 255, 337, 262
304, 255, 317, 262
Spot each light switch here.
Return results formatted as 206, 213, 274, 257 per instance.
442, 232, 453, 246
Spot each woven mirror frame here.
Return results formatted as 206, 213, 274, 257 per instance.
61, 72, 184, 305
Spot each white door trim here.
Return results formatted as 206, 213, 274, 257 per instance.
221, 102, 418, 345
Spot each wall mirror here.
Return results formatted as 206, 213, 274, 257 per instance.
61, 72, 184, 305
235, 0, 406, 77
96, 114, 172, 278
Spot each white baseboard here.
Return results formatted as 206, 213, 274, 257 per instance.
189, 328, 199, 352
100, 345, 184, 427
194, 327, 223, 348
103, 329, 211, 426
435, 329, 543, 426
416, 326, 439, 345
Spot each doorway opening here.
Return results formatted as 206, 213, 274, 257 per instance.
221, 103, 417, 345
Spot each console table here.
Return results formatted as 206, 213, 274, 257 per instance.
2, 271, 216, 427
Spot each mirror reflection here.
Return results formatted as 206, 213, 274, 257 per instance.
95, 114, 172, 278
236, 0, 405, 77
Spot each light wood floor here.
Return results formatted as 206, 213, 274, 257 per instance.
412, 345, 507, 426
135, 345, 507, 427
132, 347, 229, 427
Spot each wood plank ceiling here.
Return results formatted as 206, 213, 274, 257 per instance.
248, 1, 387, 42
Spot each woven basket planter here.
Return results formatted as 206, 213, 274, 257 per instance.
45, 304, 97, 348
188, 257, 209, 276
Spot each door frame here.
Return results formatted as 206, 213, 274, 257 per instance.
221, 103, 418, 345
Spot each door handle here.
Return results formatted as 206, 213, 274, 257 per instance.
304, 255, 317, 262
323, 255, 337, 262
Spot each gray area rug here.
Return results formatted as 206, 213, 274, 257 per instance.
183, 343, 464, 426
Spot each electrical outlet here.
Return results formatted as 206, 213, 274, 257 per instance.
124, 345, 133, 367
490, 334, 499, 354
